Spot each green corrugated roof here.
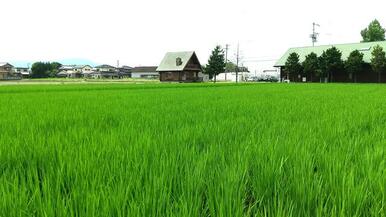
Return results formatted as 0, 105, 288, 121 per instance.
156, 51, 198, 71
275, 41, 386, 67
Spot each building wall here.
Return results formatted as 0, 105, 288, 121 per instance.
131, 72, 159, 78
216, 72, 248, 82
159, 71, 199, 82
0, 65, 14, 80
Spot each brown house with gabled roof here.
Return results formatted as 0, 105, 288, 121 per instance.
157, 51, 204, 82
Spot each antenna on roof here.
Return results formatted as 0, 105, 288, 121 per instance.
310, 22, 320, 47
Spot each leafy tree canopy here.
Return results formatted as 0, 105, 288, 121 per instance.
31, 62, 62, 78
345, 50, 364, 74
302, 52, 319, 76
361, 19, 386, 42
371, 45, 386, 82
319, 47, 344, 78
284, 52, 302, 77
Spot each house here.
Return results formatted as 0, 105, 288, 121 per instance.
131, 66, 159, 79
275, 41, 386, 82
93, 64, 119, 78
156, 51, 204, 82
0, 63, 20, 80
58, 65, 93, 78
14, 67, 30, 78
118, 65, 132, 78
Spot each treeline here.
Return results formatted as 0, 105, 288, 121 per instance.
285, 45, 386, 83
31, 62, 62, 78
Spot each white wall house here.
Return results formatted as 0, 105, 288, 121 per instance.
58, 65, 93, 78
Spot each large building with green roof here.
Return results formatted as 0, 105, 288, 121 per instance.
275, 41, 386, 82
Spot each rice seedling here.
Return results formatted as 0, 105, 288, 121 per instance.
0, 83, 385, 216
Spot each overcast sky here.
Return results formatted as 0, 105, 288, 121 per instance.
1, 0, 385, 72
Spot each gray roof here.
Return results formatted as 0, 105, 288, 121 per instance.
0, 62, 13, 67
131, 66, 158, 73
156, 51, 201, 71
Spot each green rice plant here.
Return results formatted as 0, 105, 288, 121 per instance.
0, 83, 385, 216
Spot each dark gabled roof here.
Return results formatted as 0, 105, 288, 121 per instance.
131, 66, 158, 73
0, 62, 14, 67
156, 51, 201, 72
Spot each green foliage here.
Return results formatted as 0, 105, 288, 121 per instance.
302, 52, 319, 80
49, 62, 62, 77
371, 45, 386, 82
225, 62, 248, 72
319, 47, 344, 82
205, 46, 226, 82
345, 50, 364, 82
361, 19, 386, 42
284, 52, 302, 80
31, 62, 62, 78
0, 83, 386, 216
226, 61, 237, 72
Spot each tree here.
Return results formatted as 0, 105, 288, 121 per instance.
361, 19, 386, 42
49, 62, 62, 77
302, 52, 319, 82
205, 46, 226, 82
345, 50, 364, 83
284, 52, 302, 81
370, 45, 386, 83
319, 47, 344, 82
31, 62, 50, 78
31, 62, 62, 78
226, 61, 237, 72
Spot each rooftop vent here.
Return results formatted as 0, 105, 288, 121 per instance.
176, 57, 183, 66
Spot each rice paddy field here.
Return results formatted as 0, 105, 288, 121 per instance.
1, 83, 386, 217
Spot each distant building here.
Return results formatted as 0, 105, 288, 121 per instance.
93, 64, 119, 78
58, 65, 93, 78
275, 41, 386, 82
14, 67, 30, 78
131, 66, 159, 79
0, 63, 20, 80
118, 65, 132, 78
157, 51, 205, 82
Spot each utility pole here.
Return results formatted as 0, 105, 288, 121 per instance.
225, 44, 229, 81
310, 22, 320, 47
236, 43, 240, 83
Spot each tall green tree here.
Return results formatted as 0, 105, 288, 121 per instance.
319, 47, 344, 82
302, 52, 319, 82
205, 46, 226, 83
31, 62, 50, 78
345, 50, 364, 83
361, 19, 386, 42
284, 52, 302, 81
370, 45, 386, 83
49, 62, 62, 77
31, 62, 63, 78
